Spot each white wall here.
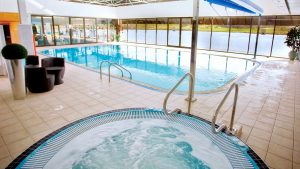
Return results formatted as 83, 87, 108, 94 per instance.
0, 0, 19, 13
0, 0, 293, 19
115, 0, 260, 19
26, 0, 117, 18
0, 0, 117, 18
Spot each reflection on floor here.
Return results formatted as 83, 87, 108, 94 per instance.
0, 55, 299, 169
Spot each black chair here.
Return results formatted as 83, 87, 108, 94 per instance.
26, 67, 55, 93
26, 55, 39, 66
41, 58, 65, 85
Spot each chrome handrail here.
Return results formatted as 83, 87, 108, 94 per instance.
211, 83, 239, 134
108, 62, 132, 82
163, 73, 194, 114
100, 61, 124, 80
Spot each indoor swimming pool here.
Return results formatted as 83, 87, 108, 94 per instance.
41, 45, 258, 92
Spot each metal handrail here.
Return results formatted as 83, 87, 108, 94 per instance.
163, 73, 194, 115
108, 63, 132, 82
211, 83, 239, 134
99, 61, 132, 82
100, 61, 123, 80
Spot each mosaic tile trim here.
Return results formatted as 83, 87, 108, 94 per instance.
6, 108, 268, 169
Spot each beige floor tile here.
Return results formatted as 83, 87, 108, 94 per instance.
247, 135, 269, 151
26, 123, 50, 135
270, 133, 294, 149
2, 130, 29, 145
294, 151, 300, 164
6, 137, 34, 155
294, 163, 300, 169
0, 123, 24, 136
268, 143, 293, 161
266, 153, 292, 169
250, 128, 272, 141
272, 126, 293, 139
0, 146, 9, 159
254, 121, 274, 132
0, 156, 11, 169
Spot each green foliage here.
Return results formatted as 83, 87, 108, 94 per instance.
115, 34, 121, 42
285, 26, 300, 52
1, 43, 28, 60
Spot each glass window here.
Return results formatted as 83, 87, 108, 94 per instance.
146, 19, 156, 44
272, 16, 300, 58
248, 17, 259, 54
256, 16, 276, 56
96, 19, 107, 43
70, 18, 84, 44
181, 18, 192, 47
120, 20, 128, 42
128, 20, 136, 43
229, 17, 251, 53
211, 17, 230, 51
53, 16, 70, 45
137, 19, 146, 43
42, 16, 55, 46
85, 18, 96, 43
168, 18, 180, 46
157, 18, 168, 45
198, 18, 211, 50
32, 16, 44, 46
108, 19, 116, 42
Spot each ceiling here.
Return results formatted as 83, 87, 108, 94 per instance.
60, 0, 300, 15
61, 0, 183, 7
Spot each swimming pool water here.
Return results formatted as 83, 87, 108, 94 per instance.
41, 45, 256, 92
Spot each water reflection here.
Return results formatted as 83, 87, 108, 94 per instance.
41, 45, 256, 92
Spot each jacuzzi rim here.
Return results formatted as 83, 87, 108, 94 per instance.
6, 108, 268, 169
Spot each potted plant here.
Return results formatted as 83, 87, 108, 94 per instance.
285, 26, 300, 60
1, 43, 28, 99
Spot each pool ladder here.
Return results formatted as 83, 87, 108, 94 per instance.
163, 73, 194, 115
163, 73, 241, 136
99, 61, 132, 82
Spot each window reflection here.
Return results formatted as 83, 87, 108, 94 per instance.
211, 17, 230, 51
96, 19, 107, 42
181, 18, 192, 47
120, 20, 128, 42
53, 16, 70, 45
272, 16, 300, 58
168, 18, 180, 46
70, 18, 84, 44
157, 18, 168, 45
146, 19, 156, 44
108, 19, 116, 42
256, 16, 276, 56
128, 20, 136, 43
229, 17, 251, 53
137, 19, 146, 43
32, 16, 44, 46
85, 18, 96, 43
43, 17, 55, 46
198, 18, 211, 50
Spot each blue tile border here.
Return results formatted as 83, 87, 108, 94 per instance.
6, 108, 268, 169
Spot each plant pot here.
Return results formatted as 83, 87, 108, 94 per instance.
288, 51, 297, 61
5, 59, 26, 99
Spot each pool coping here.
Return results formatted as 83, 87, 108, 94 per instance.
6, 108, 269, 169
37, 44, 262, 95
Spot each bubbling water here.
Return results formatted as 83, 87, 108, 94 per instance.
45, 119, 232, 169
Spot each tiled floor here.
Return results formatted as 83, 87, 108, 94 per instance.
0, 48, 299, 168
